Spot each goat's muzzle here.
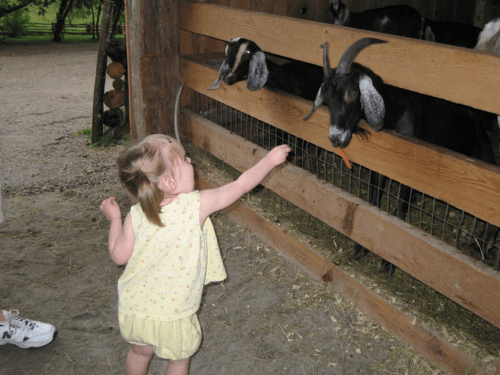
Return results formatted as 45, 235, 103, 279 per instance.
329, 125, 352, 148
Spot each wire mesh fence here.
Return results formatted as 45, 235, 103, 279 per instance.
187, 89, 500, 356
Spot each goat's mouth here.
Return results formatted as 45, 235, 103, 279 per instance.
329, 126, 352, 148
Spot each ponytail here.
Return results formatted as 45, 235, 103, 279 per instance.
136, 172, 164, 227
116, 134, 185, 227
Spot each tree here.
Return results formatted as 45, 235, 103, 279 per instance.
0, 0, 53, 19
53, 0, 76, 42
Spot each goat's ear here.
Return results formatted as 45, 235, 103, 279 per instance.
359, 74, 385, 131
247, 51, 268, 91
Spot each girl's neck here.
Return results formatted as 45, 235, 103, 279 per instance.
159, 194, 178, 207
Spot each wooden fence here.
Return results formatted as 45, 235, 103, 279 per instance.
173, 2, 500, 374
0, 22, 125, 36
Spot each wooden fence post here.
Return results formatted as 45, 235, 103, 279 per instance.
91, 1, 115, 144
124, 0, 180, 139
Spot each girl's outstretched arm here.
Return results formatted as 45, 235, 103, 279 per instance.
100, 197, 135, 265
199, 144, 291, 226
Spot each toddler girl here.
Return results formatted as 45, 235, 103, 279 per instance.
100, 134, 290, 375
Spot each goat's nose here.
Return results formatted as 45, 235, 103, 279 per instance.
329, 126, 351, 148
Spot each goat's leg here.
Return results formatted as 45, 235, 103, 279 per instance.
352, 172, 387, 260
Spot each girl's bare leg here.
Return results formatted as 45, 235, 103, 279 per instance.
166, 358, 190, 375
126, 345, 154, 375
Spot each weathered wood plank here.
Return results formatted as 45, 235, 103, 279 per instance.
180, 56, 500, 228
92, 1, 114, 144
181, 109, 500, 329
194, 166, 493, 375
125, 0, 179, 139
179, 2, 500, 115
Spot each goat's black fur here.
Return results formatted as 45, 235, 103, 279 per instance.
424, 19, 481, 48
306, 38, 498, 271
329, 0, 426, 40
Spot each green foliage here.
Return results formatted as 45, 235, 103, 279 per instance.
77, 128, 92, 136
3, 8, 31, 37
91, 134, 119, 148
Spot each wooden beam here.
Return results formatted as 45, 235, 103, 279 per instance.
92, 1, 114, 144
181, 110, 500, 329
125, 0, 180, 139
179, 2, 500, 115
194, 174, 493, 375
180, 56, 500, 228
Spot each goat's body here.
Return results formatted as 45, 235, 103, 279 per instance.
264, 60, 324, 101
349, 6, 424, 39
384, 86, 494, 162
329, 1, 425, 40
425, 19, 481, 48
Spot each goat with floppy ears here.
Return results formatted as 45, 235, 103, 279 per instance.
305, 38, 498, 270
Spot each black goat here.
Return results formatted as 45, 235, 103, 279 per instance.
305, 38, 498, 271
208, 37, 323, 101
328, 0, 426, 40
208, 37, 324, 162
424, 19, 481, 48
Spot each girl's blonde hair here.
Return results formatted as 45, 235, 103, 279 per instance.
116, 134, 185, 227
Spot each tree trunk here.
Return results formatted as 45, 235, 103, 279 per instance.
110, 0, 124, 38
53, 0, 76, 42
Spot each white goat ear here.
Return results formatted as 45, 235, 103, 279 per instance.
247, 51, 268, 91
359, 74, 385, 131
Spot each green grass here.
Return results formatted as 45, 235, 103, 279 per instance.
7, 33, 124, 43
1, 3, 125, 42
77, 128, 92, 136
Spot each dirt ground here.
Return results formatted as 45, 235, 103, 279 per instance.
0, 40, 437, 374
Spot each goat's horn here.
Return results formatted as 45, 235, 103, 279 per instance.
321, 42, 330, 76
208, 61, 227, 90
337, 38, 387, 75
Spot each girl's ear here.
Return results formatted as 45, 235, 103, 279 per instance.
160, 174, 177, 193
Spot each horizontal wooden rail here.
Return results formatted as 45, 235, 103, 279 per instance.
180, 1, 500, 115
180, 56, 500, 228
195, 174, 493, 375
181, 109, 500, 329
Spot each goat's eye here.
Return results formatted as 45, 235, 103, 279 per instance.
344, 89, 358, 102
245, 49, 251, 54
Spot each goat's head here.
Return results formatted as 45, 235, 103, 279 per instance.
208, 37, 269, 91
304, 38, 387, 148
329, 0, 349, 26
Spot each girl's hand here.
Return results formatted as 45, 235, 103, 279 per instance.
266, 144, 292, 166
100, 197, 122, 221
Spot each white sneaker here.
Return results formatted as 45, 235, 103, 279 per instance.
0, 310, 57, 349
